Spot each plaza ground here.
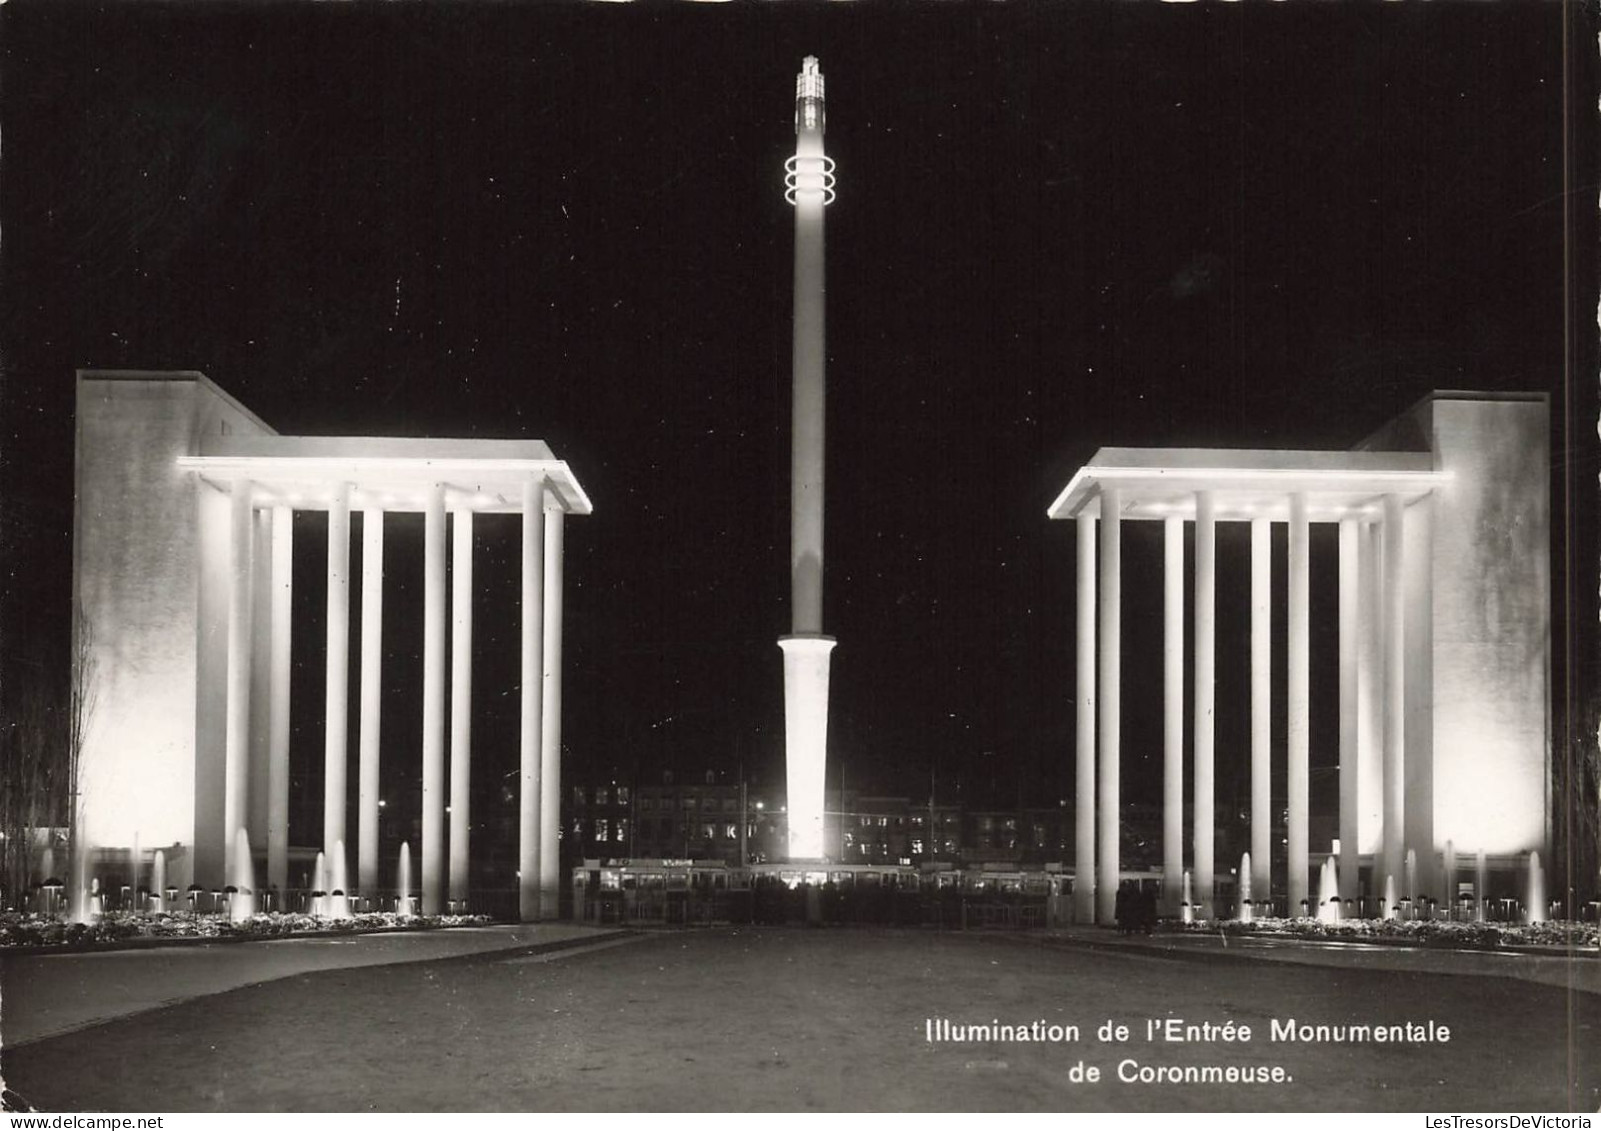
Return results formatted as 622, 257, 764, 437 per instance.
1, 926, 1596, 1112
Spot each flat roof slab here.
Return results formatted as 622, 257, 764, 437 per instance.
178, 435, 591, 514
1047, 448, 1445, 522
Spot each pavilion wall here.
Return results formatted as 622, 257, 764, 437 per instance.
1365, 392, 1550, 867
72, 372, 275, 889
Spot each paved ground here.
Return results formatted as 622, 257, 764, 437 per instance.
0, 923, 618, 1046
2, 926, 1596, 1112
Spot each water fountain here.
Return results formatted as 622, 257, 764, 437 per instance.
1382, 873, 1398, 920
69, 837, 98, 924
311, 850, 328, 918
151, 849, 167, 913
1475, 849, 1488, 923
229, 828, 257, 923
1237, 853, 1253, 922
1443, 840, 1457, 919
1524, 850, 1546, 924
1404, 848, 1418, 914
1180, 870, 1195, 924
329, 840, 350, 919
1317, 856, 1341, 922
396, 841, 415, 918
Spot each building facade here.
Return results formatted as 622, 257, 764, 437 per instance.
1050, 391, 1550, 924
72, 370, 590, 920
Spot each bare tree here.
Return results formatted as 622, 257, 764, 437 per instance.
0, 679, 62, 907
0, 606, 95, 913
64, 605, 96, 916
1554, 690, 1600, 913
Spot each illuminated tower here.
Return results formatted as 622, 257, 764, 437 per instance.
780, 57, 837, 861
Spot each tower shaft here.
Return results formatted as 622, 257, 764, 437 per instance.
780, 56, 836, 862
790, 123, 827, 634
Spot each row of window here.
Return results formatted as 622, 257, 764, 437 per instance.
573, 787, 632, 807
573, 788, 750, 813
570, 795, 1054, 850
572, 818, 630, 843
573, 819, 757, 844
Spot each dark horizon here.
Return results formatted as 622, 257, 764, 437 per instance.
3, 4, 1595, 825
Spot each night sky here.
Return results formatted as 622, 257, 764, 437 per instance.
3, 4, 1596, 820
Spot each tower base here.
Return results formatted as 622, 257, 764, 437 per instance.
780, 634, 835, 862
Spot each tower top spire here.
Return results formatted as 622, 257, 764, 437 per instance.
795, 56, 825, 135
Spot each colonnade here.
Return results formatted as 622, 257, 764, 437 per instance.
218, 477, 568, 921
1073, 488, 1426, 924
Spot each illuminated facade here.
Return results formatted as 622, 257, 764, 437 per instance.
71, 370, 590, 920
1050, 392, 1550, 925
780, 57, 838, 861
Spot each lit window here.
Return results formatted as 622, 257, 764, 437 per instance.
615, 820, 629, 843
617, 787, 631, 807
878, 817, 888, 828
572, 819, 583, 838
596, 787, 610, 806
911, 838, 924, 855
595, 818, 609, 841
724, 824, 737, 840
701, 823, 715, 841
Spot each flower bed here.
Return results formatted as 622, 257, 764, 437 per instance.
1166, 916, 1599, 950
0, 910, 492, 949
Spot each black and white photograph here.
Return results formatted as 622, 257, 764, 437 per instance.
0, 0, 1597, 1116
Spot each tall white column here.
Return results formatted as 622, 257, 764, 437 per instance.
449, 509, 474, 906
1162, 515, 1184, 914
1337, 517, 1360, 904
1403, 496, 1436, 903
268, 506, 293, 895
1074, 514, 1096, 924
540, 508, 566, 919
1358, 519, 1384, 879
1250, 517, 1272, 908
225, 479, 255, 881
1096, 486, 1121, 925
519, 478, 547, 922
358, 510, 384, 895
1382, 494, 1406, 895
248, 510, 273, 847
324, 484, 352, 880
421, 484, 446, 915
1287, 493, 1310, 913
1193, 491, 1216, 917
